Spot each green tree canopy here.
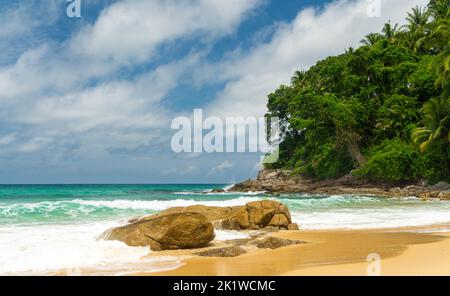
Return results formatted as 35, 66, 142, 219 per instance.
265, 1, 450, 184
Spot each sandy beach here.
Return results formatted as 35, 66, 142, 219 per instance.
148, 227, 450, 276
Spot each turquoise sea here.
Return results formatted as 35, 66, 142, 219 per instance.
1, 184, 450, 275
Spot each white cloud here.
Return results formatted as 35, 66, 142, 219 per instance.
0, 1, 61, 64
209, 160, 235, 175
0, 0, 262, 156
0, 0, 262, 103
0, 133, 17, 146
164, 164, 199, 176
0, 0, 429, 182
0, 1, 60, 38
205, 0, 428, 118
14, 57, 194, 132
19, 137, 52, 153
71, 0, 262, 65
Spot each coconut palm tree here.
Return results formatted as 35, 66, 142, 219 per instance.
429, 16, 450, 91
360, 33, 383, 46
291, 70, 305, 85
428, 0, 449, 20
405, 5, 430, 51
412, 96, 450, 152
382, 22, 401, 43
406, 5, 430, 31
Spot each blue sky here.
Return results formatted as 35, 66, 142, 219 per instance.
0, 0, 426, 184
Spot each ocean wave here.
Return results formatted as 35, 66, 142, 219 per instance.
222, 184, 235, 191
276, 194, 421, 210
291, 201, 450, 230
72, 197, 260, 210
0, 222, 183, 275
0, 197, 261, 219
173, 190, 266, 196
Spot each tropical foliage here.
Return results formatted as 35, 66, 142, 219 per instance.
265, 0, 450, 184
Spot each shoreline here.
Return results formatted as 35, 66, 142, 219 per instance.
227, 169, 450, 200
42, 225, 450, 276
145, 225, 450, 276
40, 223, 450, 276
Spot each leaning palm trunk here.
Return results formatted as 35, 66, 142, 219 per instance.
347, 142, 366, 166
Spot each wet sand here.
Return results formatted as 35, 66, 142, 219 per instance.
147, 228, 450, 276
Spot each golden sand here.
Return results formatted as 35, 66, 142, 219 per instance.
147, 228, 450, 276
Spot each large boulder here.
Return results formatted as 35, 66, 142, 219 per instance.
100, 212, 215, 251
147, 200, 298, 231
244, 200, 295, 230
153, 205, 235, 221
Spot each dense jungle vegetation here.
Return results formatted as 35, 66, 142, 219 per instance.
265, 0, 450, 184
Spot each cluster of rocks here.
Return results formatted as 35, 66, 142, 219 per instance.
158, 200, 299, 231
230, 169, 450, 200
231, 170, 311, 193
389, 182, 450, 200
195, 236, 304, 258
100, 200, 300, 251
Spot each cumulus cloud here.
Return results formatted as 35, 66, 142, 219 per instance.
0, 0, 428, 182
0, 0, 262, 159
0, 1, 61, 64
71, 0, 262, 65
205, 0, 427, 118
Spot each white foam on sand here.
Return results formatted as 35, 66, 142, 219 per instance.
0, 221, 182, 275
214, 230, 251, 241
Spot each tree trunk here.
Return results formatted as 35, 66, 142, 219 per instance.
347, 142, 366, 167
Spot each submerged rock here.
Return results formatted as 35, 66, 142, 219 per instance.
287, 223, 300, 230
100, 212, 215, 251
196, 246, 246, 257
209, 188, 226, 193
255, 236, 303, 249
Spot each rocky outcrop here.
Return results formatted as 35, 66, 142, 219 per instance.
230, 169, 450, 200
100, 212, 215, 251
151, 200, 299, 231
255, 236, 304, 249
196, 246, 247, 257
101, 200, 299, 251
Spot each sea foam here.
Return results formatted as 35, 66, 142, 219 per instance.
0, 221, 182, 275
71, 197, 260, 211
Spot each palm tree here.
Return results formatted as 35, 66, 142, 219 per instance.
405, 5, 430, 51
360, 33, 383, 46
412, 96, 450, 152
428, 0, 449, 20
382, 22, 401, 43
291, 70, 305, 85
406, 5, 430, 31
429, 16, 450, 91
